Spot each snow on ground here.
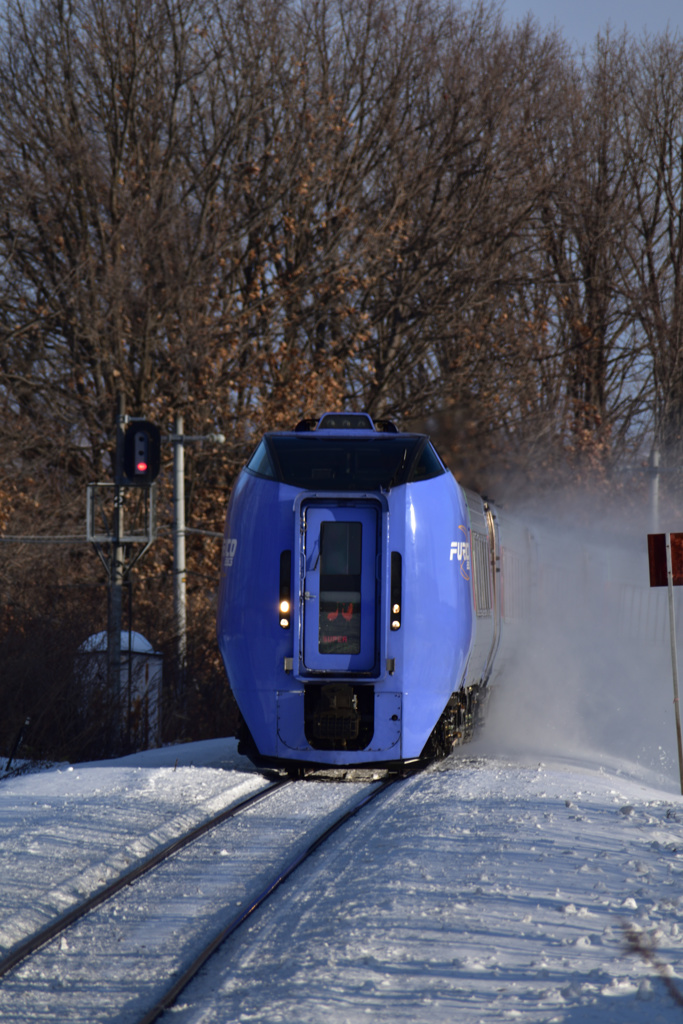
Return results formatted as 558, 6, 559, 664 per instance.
170, 752, 683, 1024
0, 739, 262, 957
0, 764, 377, 1024
1, 733, 683, 1022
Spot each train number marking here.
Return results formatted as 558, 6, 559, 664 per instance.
223, 537, 238, 567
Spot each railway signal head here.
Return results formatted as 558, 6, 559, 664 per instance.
123, 421, 161, 484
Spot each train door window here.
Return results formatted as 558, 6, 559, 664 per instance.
319, 522, 362, 654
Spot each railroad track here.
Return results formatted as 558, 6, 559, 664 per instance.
0, 776, 290, 982
0, 769, 407, 1024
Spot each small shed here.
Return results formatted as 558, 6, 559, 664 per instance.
76, 631, 163, 749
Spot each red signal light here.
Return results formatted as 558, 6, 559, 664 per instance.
122, 421, 161, 484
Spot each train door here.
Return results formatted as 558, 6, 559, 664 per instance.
301, 504, 379, 673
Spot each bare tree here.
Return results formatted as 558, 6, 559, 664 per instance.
509, 32, 651, 484
619, 34, 683, 485
4, 0, 675, 752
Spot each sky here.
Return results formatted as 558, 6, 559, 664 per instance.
501, 0, 681, 50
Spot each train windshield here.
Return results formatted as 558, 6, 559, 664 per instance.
247, 436, 444, 489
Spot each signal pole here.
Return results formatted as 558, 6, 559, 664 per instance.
169, 418, 225, 690
108, 394, 126, 693
173, 413, 187, 689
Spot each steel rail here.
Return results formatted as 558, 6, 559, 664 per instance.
0, 777, 290, 981
137, 772, 406, 1024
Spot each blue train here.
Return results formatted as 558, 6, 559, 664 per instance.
217, 412, 526, 771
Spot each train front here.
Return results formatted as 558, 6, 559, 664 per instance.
216, 413, 475, 769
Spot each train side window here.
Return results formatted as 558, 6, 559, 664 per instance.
246, 440, 277, 480
410, 442, 445, 482
501, 547, 526, 621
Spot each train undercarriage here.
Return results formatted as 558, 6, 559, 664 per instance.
235, 681, 488, 771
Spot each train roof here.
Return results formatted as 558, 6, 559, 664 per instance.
291, 412, 401, 434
